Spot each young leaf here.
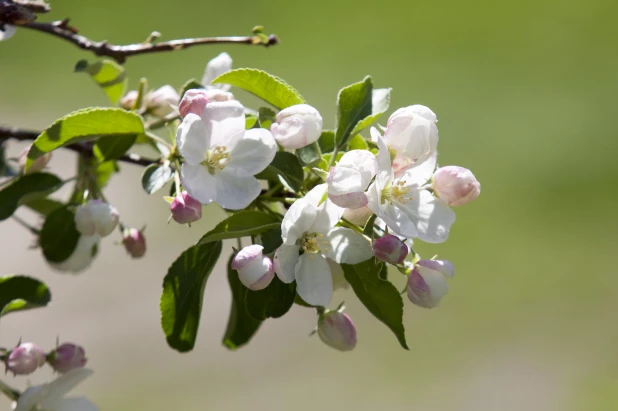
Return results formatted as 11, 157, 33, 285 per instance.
0, 275, 51, 317
223, 255, 262, 350
0, 173, 63, 221
39, 207, 80, 263
93, 134, 137, 162
212, 69, 305, 110
296, 142, 322, 167
255, 226, 283, 254
160, 241, 223, 352
26, 108, 145, 170
255, 151, 304, 193
335, 76, 373, 149
180, 78, 204, 98
317, 130, 335, 153
350, 88, 392, 136
24, 198, 63, 216
197, 211, 280, 245
342, 259, 409, 349
141, 163, 174, 194
75, 59, 127, 105
245, 276, 296, 320
348, 134, 369, 150
258, 107, 276, 129
96, 160, 119, 188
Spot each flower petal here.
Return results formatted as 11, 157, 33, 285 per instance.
274, 245, 300, 283
181, 163, 217, 205
328, 192, 368, 209
295, 254, 332, 306
367, 183, 417, 238
214, 168, 261, 210
176, 113, 209, 165
327, 166, 365, 195
337, 150, 377, 186
398, 189, 455, 243
227, 128, 276, 175
305, 184, 344, 234
202, 100, 245, 151
202, 52, 232, 89
281, 198, 317, 245
42, 369, 94, 406
324, 227, 372, 264
327, 258, 349, 290
398, 150, 437, 187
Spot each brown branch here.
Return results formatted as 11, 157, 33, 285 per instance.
0, 125, 158, 167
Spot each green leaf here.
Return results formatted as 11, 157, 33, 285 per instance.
255, 151, 304, 192
197, 211, 280, 245
254, 227, 283, 254
160, 241, 223, 352
0, 275, 51, 317
362, 214, 377, 238
93, 134, 137, 162
26, 108, 145, 170
141, 163, 173, 194
258, 107, 277, 129
335, 76, 373, 148
180, 78, 204, 98
212, 68, 305, 110
317, 130, 335, 153
296, 142, 322, 167
342, 259, 409, 349
245, 115, 258, 129
39, 207, 80, 263
245, 276, 296, 320
223, 255, 262, 350
75, 59, 127, 105
24, 198, 63, 216
348, 134, 369, 150
350, 88, 392, 136
96, 160, 118, 188
0, 173, 63, 221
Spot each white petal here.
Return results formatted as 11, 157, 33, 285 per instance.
327, 258, 349, 290
305, 184, 344, 234
418, 265, 450, 305
327, 166, 365, 195
202, 52, 233, 89
42, 369, 94, 406
227, 128, 276, 175
274, 245, 300, 283
398, 150, 437, 187
295, 254, 332, 306
304, 183, 328, 206
281, 198, 317, 244
214, 168, 261, 210
238, 256, 273, 290
324, 227, 372, 264
398, 189, 455, 243
328, 192, 368, 209
51, 235, 100, 274
181, 163, 217, 205
0, 25, 16, 41
337, 150, 377, 186
374, 132, 392, 173
176, 113, 209, 165
51, 397, 99, 411
201, 100, 245, 150
13, 385, 45, 411
342, 206, 373, 226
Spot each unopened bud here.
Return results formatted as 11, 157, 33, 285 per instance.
407, 259, 454, 308
178, 89, 209, 118
122, 227, 146, 258
372, 234, 408, 265
270, 104, 323, 149
18, 144, 51, 174
232, 245, 274, 291
383, 105, 438, 163
170, 192, 202, 224
5, 343, 46, 375
47, 343, 87, 373
317, 310, 357, 351
146, 85, 179, 118
119, 90, 139, 110
74, 200, 119, 237
50, 235, 99, 274
432, 166, 480, 207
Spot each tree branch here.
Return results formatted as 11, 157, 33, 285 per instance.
0, 125, 158, 167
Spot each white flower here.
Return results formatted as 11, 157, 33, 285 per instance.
366, 128, 455, 243
202, 52, 233, 90
0, 25, 16, 41
12, 368, 98, 411
273, 184, 372, 306
270, 104, 323, 149
50, 235, 99, 274
407, 259, 454, 308
146, 85, 180, 117
74, 200, 119, 237
177, 100, 276, 210
232, 245, 274, 290
326, 150, 377, 209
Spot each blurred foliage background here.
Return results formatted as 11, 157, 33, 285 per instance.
2, 0, 618, 410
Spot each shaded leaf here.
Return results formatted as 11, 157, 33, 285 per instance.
317, 130, 335, 153
197, 211, 280, 245
245, 276, 296, 320
0, 173, 63, 221
75, 59, 127, 105
348, 134, 369, 150
255, 226, 283, 254
335, 76, 373, 148
296, 142, 321, 167
180, 78, 204, 98
0, 275, 51, 317
40, 207, 80, 263
258, 107, 276, 129
24, 198, 63, 216
94, 134, 137, 161
141, 163, 173, 194
350, 88, 392, 136
96, 160, 118, 188
255, 151, 304, 193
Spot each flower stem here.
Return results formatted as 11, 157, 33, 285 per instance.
11, 215, 39, 235
338, 218, 363, 234
0, 379, 20, 402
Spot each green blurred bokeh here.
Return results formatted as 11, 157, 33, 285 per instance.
1, 0, 618, 410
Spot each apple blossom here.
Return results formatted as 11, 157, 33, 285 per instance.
317, 310, 357, 351
5, 343, 46, 376
146, 85, 179, 117
407, 259, 454, 308
326, 150, 377, 209
231, 245, 274, 290
178, 88, 235, 119
201, 52, 233, 90
169, 191, 202, 224
270, 104, 323, 149
119, 90, 139, 110
47, 343, 87, 374
18, 144, 51, 174
121, 227, 146, 258
432, 166, 481, 206
273, 184, 372, 306
74, 200, 119, 237
177, 100, 277, 210
50, 235, 99, 274
372, 234, 408, 265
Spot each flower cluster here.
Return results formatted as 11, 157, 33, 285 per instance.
3, 341, 87, 376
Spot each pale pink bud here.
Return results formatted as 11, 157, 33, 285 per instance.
342, 206, 373, 226
170, 192, 202, 224
432, 166, 480, 207
203, 88, 234, 102
47, 343, 87, 373
372, 234, 408, 265
317, 311, 357, 351
74, 200, 119, 237
270, 104, 323, 149
384, 105, 438, 163
232, 245, 274, 291
119, 90, 139, 110
146, 85, 179, 117
178, 89, 209, 118
407, 259, 454, 308
18, 144, 51, 174
5, 343, 46, 375
122, 227, 146, 258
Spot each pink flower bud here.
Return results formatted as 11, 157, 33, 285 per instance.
372, 234, 408, 265
407, 259, 454, 308
317, 311, 357, 351
18, 144, 51, 174
270, 104, 323, 149
122, 227, 146, 258
120, 90, 139, 110
178, 89, 210, 118
74, 200, 119, 237
170, 192, 202, 224
5, 343, 46, 375
146, 85, 180, 118
432, 166, 480, 207
232, 245, 274, 291
48, 343, 87, 373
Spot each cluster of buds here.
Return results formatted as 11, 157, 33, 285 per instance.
3, 342, 87, 376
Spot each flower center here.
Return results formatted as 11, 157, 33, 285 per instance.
202, 146, 230, 174
381, 180, 411, 204
301, 232, 327, 254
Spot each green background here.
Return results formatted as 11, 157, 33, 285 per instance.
1, 0, 618, 410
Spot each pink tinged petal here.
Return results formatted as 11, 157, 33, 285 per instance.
324, 227, 373, 264
432, 166, 481, 206
231, 245, 263, 270
327, 166, 365, 195
202, 52, 233, 89
337, 150, 378, 186
176, 113, 209, 165
328, 192, 368, 209
397, 150, 437, 187
214, 168, 261, 210
201, 100, 245, 150
398, 189, 455, 243
271, 104, 323, 149
318, 311, 357, 351
417, 259, 455, 278
274, 245, 300, 283
235, 247, 274, 290
280, 198, 317, 245
384, 105, 438, 163
407, 265, 449, 308
295, 254, 333, 307
180, 163, 217, 205
227, 128, 277, 175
